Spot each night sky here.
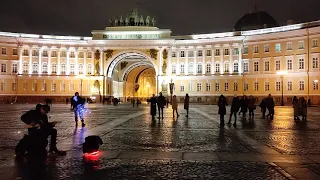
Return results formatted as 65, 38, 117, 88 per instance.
1, 0, 320, 36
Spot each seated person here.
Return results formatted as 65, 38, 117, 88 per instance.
21, 104, 66, 155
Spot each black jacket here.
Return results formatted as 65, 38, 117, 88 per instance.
71, 96, 85, 108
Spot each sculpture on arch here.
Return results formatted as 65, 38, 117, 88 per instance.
139, 15, 144, 26
109, 19, 113, 27
134, 15, 139, 26
95, 50, 100, 60
120, 16, 124, 26
148, 49, 158, 59
104, 49, 114, 59
145, 16, 150, 26
162, 60, 167, 74
151, 17, 156, 27
95, 62, 100, 74
114, 17, 119, 26
120, 61, 128, 70
125, 16, 130, 26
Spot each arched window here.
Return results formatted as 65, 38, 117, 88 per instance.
171, 63, 176, 74
87, 63, 92, 75
32, 62, 38, 73
215, 62, 220, 73
70, 63, 75, 74
42, 62, 48, 73
52, 63, 57, 74
188, 63, 193, 74
224, 61, 229, 73
23, 62, 28, 73
233, 61, 239, 73
206, 63, 211, 73
79, 63, 83, 74
197, 63, 202, 74
180, 63, 185, 74
61, 63, 66, 74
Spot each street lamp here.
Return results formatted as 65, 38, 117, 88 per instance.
276, 71, 288, 106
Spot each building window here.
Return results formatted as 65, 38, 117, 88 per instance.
32, 62, 38, 73
299, 59, 304, 70
244, 46, 248, 54
51, 51, 57, 57
79, 63, 83, 74
23, 49, 29, 56
1, 48, 6, 55
233, 62, 239, 73
215, 49, 220, 56
264, 45, 270, 52
12, 82, 16, 91
42, 51, 48, 57
275, 44, 281, 52
60, 83, 65, 92
215, 62, 220, 73
287, 42, 293, 50
180, 84, 184, 92
197, 63, 202, 74
188, 63, 193, 74
288, 81, 292, 91
12, 63, 17, 73
42, 63, 48, 73
254, 82, 259, 91
287, 59, 292, 70
215, 83, 220, 91
42, 83, 47, 91
23, 62, 28, 73
206, 63, 211, 73
1, 82, 6, 91
32, 83, 37, 91
276, 81, 281, 91
60, 51, 66, 57
180, 51, 185, 57
224, 82, 229, 91
206, 50, 211, 56
1, 63, 6, 73
32, 49, 38, 56
51, 83, 56, 92
313, 57, 319, 69
188, 83, 192, 92
23, 83, 27, 91
78, 52, 84, 58
265, 82, 270, 91
298, 41, 304, 49
70, 84, 75, 91
86, 84, 90, 92
171, 64, 176, 73
254, 46, 259, 53
12, 49, 18, 55
180, 63, 185, 74
87, 63, 92, 75
233, 48, 239, 55
198, 50, 203, 57
224, 49, 229, 55
264, 61, 270, 71
61, 63, 66, 74
52, 63, 57, 73
234, 82, 238, 91
197, 83, 202, 92
299, 81, 304, 90
70, 64, 75, 74
206, 83, 211, 91
313, 81, 319, 90
171, 52, 176, 57
87, 51, 92, 58
224, 62, 229, 73
188, 51, 194, 57
244, 82, 248, 91
254, 62, 259, 72
70, 51, 75, 58
276, 60, 281, 71
244, 61, 249, 72
313, 39, 318, 47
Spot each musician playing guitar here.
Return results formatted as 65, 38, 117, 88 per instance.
21, 104, 66, 155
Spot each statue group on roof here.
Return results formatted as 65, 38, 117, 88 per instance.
108, 9, 156, 27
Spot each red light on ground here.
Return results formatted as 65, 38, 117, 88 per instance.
84, 151, 99, 157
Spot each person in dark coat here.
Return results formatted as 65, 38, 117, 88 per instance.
66, 98, 69, 105
184, 94, 190, 118
259, 98, 267, 119
247, 95, 256, 120
227, 95, 240, 126
293, 96, 300, 121
240, 95, 248, 119
218, 95, 228, 127
147, 94, 157, 120
157, 92, 166, 119
266, 94, 275, 120
71, 92, 86, 127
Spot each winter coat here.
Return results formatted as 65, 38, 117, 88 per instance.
157, 95, 166, 108
230, 97, 240, 112
147, 97, 157, 116
218, 97, 227, 115
184, 96, 190, 110
293, 99, 300, 117
300, 99, 308, 116
248, 99, 255, 110
172, 98, 178, 110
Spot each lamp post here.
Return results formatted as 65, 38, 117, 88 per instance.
276, 71, 287, 106
169, 79, 174, 103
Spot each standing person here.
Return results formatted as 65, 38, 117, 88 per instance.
266, 94, 275, 120
240, 95, 248, 119
184, 94, 190, 118
300, 97, 308, 121
157, 92, 166, 119
293, 96, 300, 121
259, 98, 267, 119
218, 95, 228, 127
147, 94, 157, 120
70, 97, 73, 109
172, 95, 179, 118
247, 95, 256, 120
72, 92, 86, 127
132, 98, 136, 107
66, 98, 69, 105
227, 95, 240, 126
136, 98, 140, 107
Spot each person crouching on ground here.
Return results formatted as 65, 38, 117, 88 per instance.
72, 92, 86, 127
21, 104, 66, 155
218, 95, 228, 127
172, 95, 179, 118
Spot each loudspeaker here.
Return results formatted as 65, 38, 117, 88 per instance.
82, 135, 103, 154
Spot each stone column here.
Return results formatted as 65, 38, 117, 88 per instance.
159, 48, 162, 76
75, 49, 79, 75
168, 48, 172, 75
239, 45, 243, 74
211, 48, 214, 75
83, 49, 87, 75
220, 47, 224, 74
57, 49, 61, 75
193, 50, 196, 75
66, 49, 70, 75
28, 47, 32, 74
176, 50, 180, 75
48, 49, 52, 75
18, 46, 23, 74
38, 48, 42, 74
91, 49, 95, 76
202, 49, 205, 75
100, 48, 103, 76
185, 49, 189, 75
229, 46, 233, 74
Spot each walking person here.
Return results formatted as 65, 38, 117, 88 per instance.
132, 98, 136, 107
184, 94, 190, 118
293, 96, 300, 121
147, 94, 157, 120
300, 97, 308, 121
248, 95, 256, 120
266, 94, 275, 120
259, 98, 267, 119
218, 95, 228, 127
66, 98, 69, 105
172, 95, 179, 118
72, 92, 86, 127
136, 98, 140, 107
240, 95, 248, 119
227, 95, 240, 126
157, 92, 166, 119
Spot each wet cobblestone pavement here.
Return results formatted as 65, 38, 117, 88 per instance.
0, 103, 320, 179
